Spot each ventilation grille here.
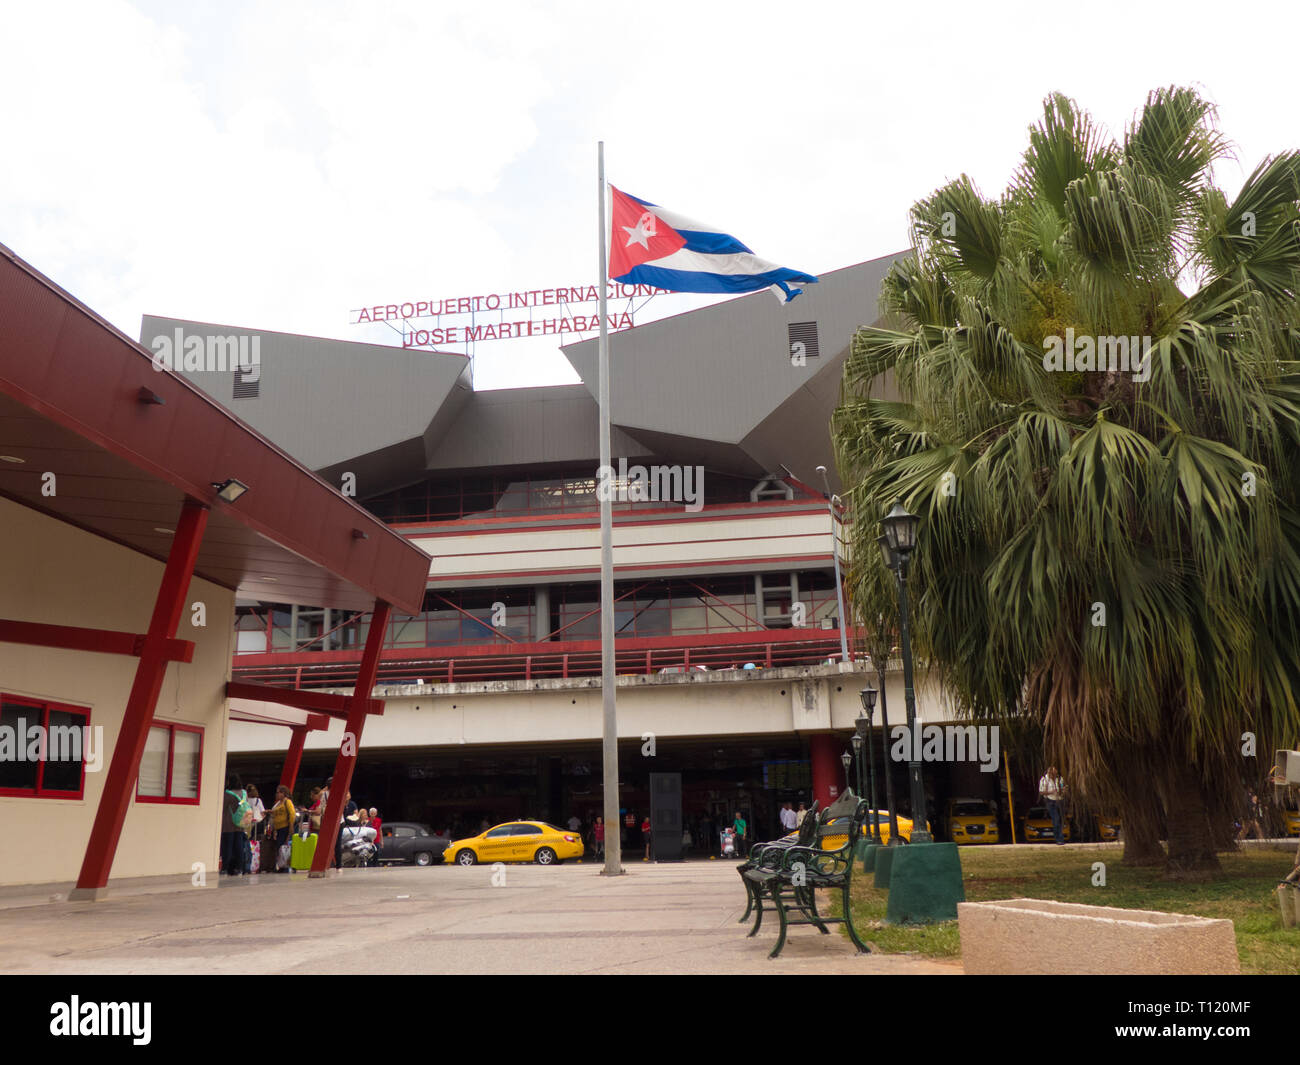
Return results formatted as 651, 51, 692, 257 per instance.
788, 321, 820, 361
233, 369, 259, 399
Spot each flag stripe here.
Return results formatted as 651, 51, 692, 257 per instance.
625, 192, 754, 256
625, 245, 817, 281
614, 263, 814, 298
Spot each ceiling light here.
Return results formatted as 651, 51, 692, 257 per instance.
153, 527, 174, 534
0, 455, 26, 464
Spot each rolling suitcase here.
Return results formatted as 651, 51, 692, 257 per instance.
248, 840, 261, 874
290, 832, 318, 871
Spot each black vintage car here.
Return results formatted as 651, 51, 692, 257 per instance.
377, 822, 450, 866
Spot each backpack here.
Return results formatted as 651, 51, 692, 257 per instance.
228, 789, 251, 831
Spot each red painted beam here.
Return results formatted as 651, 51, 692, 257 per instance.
229, 709, 331, 732
280, 726, 309, 791
73, 499, 209, 895
310, 600, 391, 877
0, 619, 193, 662
226, 680, 384, 718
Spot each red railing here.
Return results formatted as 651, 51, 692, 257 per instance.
231, 629, 864, 689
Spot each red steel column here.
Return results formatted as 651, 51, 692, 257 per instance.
810, 733, 845, 810
73, 499, 209, 896
309, 600, 390, 877
280, 726, 308, 791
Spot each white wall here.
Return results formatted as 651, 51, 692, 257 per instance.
0, 498, 234, 887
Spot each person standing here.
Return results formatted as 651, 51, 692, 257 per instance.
1038, 765, 1067, 845
641, 815, 652, 861
220, 774, 246, 875
267, 785, 296, 873
732, 810, 748, 855
567, 813, 581, 833
593, 816, 605, 859
246, 784, 266, 840
795, 802, 808, 829
369, 807, 383, 859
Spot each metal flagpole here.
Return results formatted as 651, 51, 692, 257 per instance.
597, 140, 622, 876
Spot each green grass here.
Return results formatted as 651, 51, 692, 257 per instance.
837, 845, 1300, 974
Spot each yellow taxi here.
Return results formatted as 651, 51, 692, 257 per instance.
947, 797, 1000, 845
446, 821, 584, 866
822, 809, 929, 848
1096, 814, 1122, 841
1282, 807, 1300, 837
1022, 805, 1070, 843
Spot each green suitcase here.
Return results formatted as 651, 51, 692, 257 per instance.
290, 832, 318, 871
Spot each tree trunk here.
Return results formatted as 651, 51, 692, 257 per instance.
1119, 797, 1165, 866
1114, 747, 1164, 866
1163, 761, 1220, 879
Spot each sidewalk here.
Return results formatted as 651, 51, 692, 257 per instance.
0, 860, 960, 976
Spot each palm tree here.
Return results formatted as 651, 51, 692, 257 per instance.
833, 88, 1300, 877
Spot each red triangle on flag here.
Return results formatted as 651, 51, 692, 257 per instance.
608, 186, 686, 278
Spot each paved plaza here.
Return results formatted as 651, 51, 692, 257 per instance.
0, 860, 960, 976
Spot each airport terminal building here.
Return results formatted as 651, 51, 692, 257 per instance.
140, 253, 998, 847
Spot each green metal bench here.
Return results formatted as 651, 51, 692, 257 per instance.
736, 800, 822, 924
742, 796, 872, 959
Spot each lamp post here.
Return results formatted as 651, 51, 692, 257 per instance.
850, 731, 864, 802
874, 542, 902, 845
839, 750, 853, 798
816, 465, 850, 665
857, 691, 883, 844
880, 502, 931, 844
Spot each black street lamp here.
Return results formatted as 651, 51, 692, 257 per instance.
850, 732, 864, 807
879, 502, 932, 844
839, 750, 852, 798
857, 691, 883, 844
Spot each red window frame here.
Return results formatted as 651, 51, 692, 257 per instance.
0, 694, 90, 799
135, 721, 204, 806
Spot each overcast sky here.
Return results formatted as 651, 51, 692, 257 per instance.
2, 1, 1294, 390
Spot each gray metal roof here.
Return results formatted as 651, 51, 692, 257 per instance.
139, 250, 906, 494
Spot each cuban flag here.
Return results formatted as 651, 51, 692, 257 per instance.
608, 186, 817, 303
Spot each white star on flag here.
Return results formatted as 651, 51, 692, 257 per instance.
622, 211, 657, 249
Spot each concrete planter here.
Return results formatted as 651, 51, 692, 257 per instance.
958, 898, 1239, 975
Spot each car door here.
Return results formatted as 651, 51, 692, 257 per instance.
388, 824, 417, 861
510, 822, 544, 860
479, 824, 516, 861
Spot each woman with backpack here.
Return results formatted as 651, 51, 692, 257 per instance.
220, 774, 248, 876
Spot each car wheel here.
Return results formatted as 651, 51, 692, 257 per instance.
535, 847, 556, 866
456, 849, 477, 866
415, 851, 433, 867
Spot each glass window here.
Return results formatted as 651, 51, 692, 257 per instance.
0, 701, 40, 792
393, 825, 417, 838
171, 728, 201, 800
136, 723, 203, 804
485, 826, 513, 838
137, 726, 169, 798
0, 697, 89, 798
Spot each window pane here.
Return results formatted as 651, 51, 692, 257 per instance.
0, 702, 40, 790
40, 709, 86, 793
170, 729, 201, 799
137, 726, 170, 797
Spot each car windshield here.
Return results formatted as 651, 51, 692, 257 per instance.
1026, 806, 1047, 819
953, 802, 990, 816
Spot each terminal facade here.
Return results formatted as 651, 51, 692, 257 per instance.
141, 253, 1001, 848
